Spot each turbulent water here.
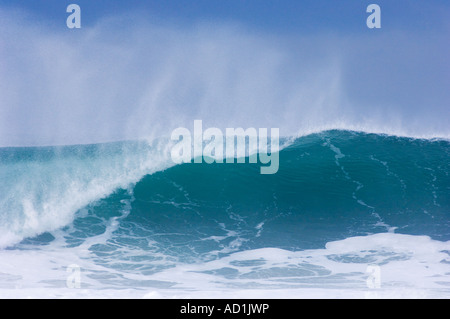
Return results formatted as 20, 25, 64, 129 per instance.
0, 130, 449, 298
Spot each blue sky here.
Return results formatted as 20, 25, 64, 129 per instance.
1, 0, 448, 32
0, 1, 449, 146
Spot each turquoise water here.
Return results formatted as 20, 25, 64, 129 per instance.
0, 130, 449, 296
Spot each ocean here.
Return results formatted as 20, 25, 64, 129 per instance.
0, 129, 448, 298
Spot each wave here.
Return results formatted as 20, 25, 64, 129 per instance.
0, 130, 448, 250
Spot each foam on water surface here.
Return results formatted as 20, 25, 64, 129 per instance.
0, 232, 448, 298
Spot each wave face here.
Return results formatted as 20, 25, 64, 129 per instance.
0, 130, 449, 297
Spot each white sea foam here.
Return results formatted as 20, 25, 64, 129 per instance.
0, 232, 448, 299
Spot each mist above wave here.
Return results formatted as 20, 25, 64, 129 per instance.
0, 8, 448, 147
